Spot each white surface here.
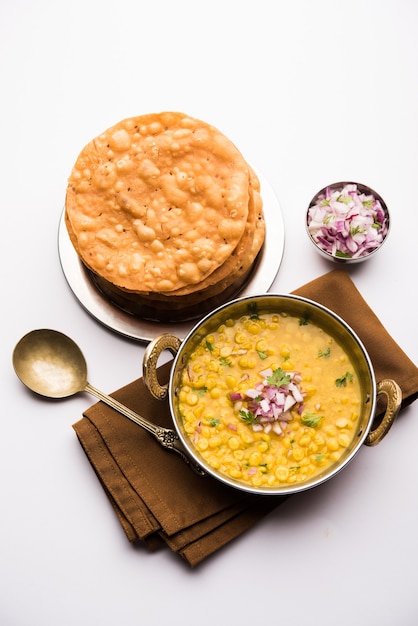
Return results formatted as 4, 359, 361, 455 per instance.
1, 1, 417, 625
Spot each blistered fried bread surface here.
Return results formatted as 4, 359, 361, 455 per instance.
161, 170, 261, 297
65, 112, 252, 293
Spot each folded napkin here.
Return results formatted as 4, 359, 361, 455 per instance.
73, 269, 418, 566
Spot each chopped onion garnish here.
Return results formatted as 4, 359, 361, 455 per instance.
231, 367, 305, 435
307, 183, 388, 259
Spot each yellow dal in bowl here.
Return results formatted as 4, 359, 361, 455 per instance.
177, 311, 361, 489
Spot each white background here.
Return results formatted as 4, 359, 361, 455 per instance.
1, 1, 417, 624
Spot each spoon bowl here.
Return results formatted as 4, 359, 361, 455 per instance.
13, 329, 88, 398
13, 329, 204, 475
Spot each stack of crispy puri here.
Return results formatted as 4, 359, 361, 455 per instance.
65, 112, 265, 321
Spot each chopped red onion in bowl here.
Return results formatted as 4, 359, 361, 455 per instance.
306, 182, 390, 262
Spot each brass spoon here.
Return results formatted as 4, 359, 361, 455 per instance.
12, 329, 204, 475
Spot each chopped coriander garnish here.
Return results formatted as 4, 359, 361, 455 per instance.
192, 386, 208, 397
318, 347, 331, 358
205, 340, 214, 352
266, 367, 291, 387
219, 356, 232, 367
301, 412, 323, 428
350, 225, 365, 237
339, 193, 352, 205
257, 350, 269, 360
239, 409, 257, 425
208, 418, 221, 427
335, 371, 354, 387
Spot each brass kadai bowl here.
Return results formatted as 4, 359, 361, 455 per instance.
143, 294, 401, 496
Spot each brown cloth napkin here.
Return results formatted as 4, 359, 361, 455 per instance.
73, 269, 418, 566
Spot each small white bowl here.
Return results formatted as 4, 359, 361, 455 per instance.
306, 181, 390, 263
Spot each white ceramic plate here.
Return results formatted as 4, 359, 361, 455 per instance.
58, 170, 285, 342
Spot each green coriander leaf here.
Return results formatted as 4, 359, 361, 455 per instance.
208, 418, 221, 427
219, 356, 232, 367
205, 340, 214, 352
257, 350, 269, 360
318, 347, 331, 358
266, 367, 291, 387
350, 225, 365, 236
239, 409, 257, 425
301, 412, 323, 428
335, 371, 354, 387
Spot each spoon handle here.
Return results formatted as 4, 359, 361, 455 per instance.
84, 382, 205, 476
